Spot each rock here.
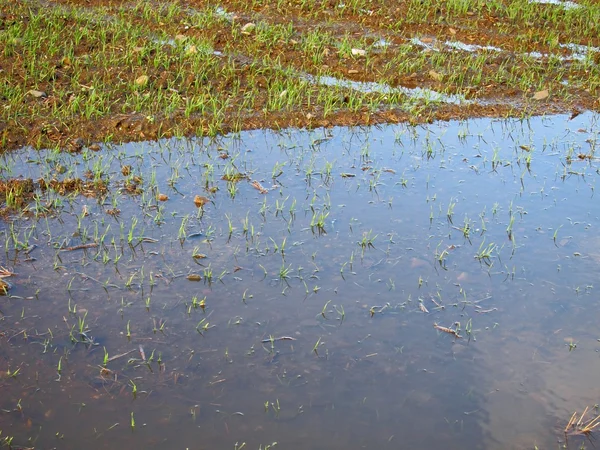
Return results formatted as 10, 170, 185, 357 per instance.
135, 75, 149, 86
533, 89, 549, 100
89, 144, 101, 151
194, 195, 209, 207
185, 45, 198, 55
241, 22, 255, 34
27, 89, 47, 99
348, 69, 359, 74
351, 48, 366, 56
157, 193, 168, 201
186, 274, 202, 281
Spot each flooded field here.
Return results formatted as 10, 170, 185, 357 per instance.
1, 112, 600, 449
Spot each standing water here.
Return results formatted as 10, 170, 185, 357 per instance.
1, 113, 599, 450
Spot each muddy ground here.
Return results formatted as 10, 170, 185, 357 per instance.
1, 0, 599, 151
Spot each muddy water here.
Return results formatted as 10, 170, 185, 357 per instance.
1, 113, 600, 449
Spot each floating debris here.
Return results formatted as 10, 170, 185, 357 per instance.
250, 180, 269, 194
433, 323, 462, 338
194, 195, 210, 207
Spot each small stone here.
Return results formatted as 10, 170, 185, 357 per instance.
421, 37, 434, 44
348, 69, 359, 74
351, 48, 366, 56
27, 89, 47, 99
449, 27, 457, 35
135, 75, 149, 86
194, 195, 210, 207
241, 22, 255, 34
533, 89, 549, 100
185, 45, 198, 55
157, 193, 169, 201
306, 113, 315, 120
89, 144, 101, 151
186, 274, 202, 281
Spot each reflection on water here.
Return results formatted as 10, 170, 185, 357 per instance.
1, 113, 600, 449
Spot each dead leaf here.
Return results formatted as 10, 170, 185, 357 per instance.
194, 195, 210, 207
533, 89, 549, 100
27, 89, 47, 98
428, 70, 442, 81
241, 22, 255, 34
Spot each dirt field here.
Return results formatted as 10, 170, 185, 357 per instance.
1, 0, 599, 150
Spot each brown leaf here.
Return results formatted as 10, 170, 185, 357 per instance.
428, 70, 442, 81
194, 195, 210, 207
532, 89, 549, 100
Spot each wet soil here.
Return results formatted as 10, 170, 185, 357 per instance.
1, 0, 598, 151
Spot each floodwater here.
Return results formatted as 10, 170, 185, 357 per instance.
1, 113, 600, 450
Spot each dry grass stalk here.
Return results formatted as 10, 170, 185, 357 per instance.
565, 407, 600, 436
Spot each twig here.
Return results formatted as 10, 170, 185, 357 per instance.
261, 336, 297, 343
107, 349, 136, 363
60, 243, 98, 252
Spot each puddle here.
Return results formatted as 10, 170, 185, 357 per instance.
412, 36, 597, 63
214, 6, 236, 21
444, 41, 502, 53
305, 73, 468, 104
529, 0, 581, 9
1, 113, 600, 449
410, 37, 441, 52
373, 38, 391, 49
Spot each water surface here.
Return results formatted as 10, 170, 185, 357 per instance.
1, 113, 600, 449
